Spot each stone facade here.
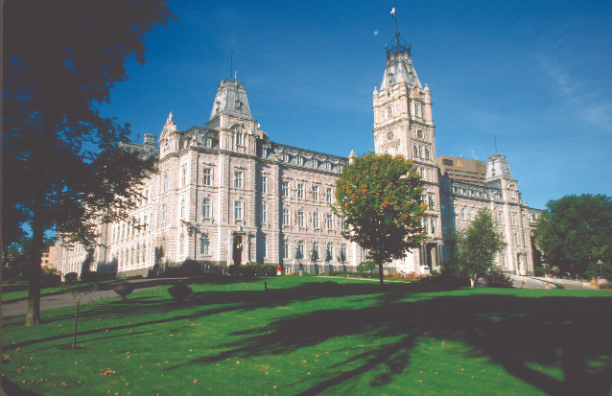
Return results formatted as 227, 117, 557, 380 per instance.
54, 33, 541, 277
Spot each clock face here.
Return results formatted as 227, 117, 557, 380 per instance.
387, 131, 394, 141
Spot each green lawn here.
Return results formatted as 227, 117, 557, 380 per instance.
2, 276, 611, 396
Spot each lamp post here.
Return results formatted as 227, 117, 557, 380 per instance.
597, 259, 603, 278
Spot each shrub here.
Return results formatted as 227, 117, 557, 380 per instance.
534, 266, 552, 277
485, 272, 514, 288
356, 261, 376, 273
230, 264, 278, 277
420, 273, 471, 287
384, 272, 425, 280
64, 272, 78, 284
81, 272, 116, 283
600, 282, 612, 290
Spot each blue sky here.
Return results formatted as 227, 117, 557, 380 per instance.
100, 0, 612, 210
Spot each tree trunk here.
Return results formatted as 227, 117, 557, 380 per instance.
24, 198, 44, 325
378, 260, 384, 286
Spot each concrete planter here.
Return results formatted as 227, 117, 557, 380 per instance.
167, 281, 193, 301
113, 281, 135, 302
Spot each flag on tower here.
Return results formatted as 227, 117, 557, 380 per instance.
391, 6, 396, 18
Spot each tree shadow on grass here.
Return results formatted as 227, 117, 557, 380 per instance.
185, 294, 612, 396
3, 281, 413, 350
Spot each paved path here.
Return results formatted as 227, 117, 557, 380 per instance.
1, 278, 189, 319
530, 277, 598, 290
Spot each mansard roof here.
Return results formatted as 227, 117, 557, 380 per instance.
209, 79, 254, 122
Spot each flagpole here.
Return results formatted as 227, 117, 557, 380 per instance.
395, 4, 398, 35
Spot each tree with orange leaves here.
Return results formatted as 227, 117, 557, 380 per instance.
332, 152, 426, 285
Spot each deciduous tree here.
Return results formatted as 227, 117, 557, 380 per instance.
332, 153, 426, 286
445, 209, 507, 287
3, 0, 177, 325
533, 194, 612, 277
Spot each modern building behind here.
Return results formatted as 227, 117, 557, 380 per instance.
436, 155, 486, 186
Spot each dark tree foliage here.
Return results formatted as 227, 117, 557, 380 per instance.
333, 153, 426, 286
3, 0, 177, 325
533, 194, 612, 277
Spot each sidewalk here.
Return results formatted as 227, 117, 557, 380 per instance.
1, 278, 189, 319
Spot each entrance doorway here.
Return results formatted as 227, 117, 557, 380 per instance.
233, 235, 243, 265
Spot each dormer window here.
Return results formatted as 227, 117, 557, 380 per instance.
298, 157, 304, 166
283, 153, 290, 162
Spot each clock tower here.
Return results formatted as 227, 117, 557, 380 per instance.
372, 32, 443, 272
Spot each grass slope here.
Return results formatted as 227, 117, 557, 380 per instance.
2, 276, 611, 396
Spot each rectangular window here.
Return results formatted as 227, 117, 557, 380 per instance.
163, 175, 168, 192
297, 240, 304, 259
298, 210, 304, 227
283, 208, 290, 225
260, 203, 267, 224
144, 190, 149, 205
312, 186, 319, 201
234, 171, 243, 189
260, 238, 266, 258
200, 235, 210, 255
341, 215, 346, 230
202, 198, 211, 218
236, 133, 243, 146
522, 233, 526, 248
234, 201, 242, 220
313, 241, 319, 260
512, 214, 517, 226
162, 205, 167, 223
429, 196, 434, 209
313, 212, 319, 228
205, 138, 212, 148
203, 168, 211, 185
181, 167, 186, 187
326, 188, 332, 203
514, 232, 519, 247
326, 213, 333, 229
180, 199, 185, 220
282, 181, 289, 197
259, 175, 267, 193
297, 183, 304, 199
469, 209, 474, 221
283, 239, 289, 259
424, 217, 429, 233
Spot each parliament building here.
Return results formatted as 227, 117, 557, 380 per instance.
55, 33, 539, 277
